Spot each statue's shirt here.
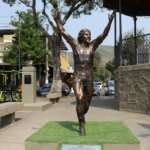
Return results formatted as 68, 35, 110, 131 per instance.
73, 43, 94, 81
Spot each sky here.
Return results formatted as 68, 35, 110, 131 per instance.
0, 1, 150, 46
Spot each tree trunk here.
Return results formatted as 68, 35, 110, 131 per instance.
47, 32, 62, 102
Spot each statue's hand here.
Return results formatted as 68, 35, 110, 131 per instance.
53, 10, 64, 32
52, 10, 60, 21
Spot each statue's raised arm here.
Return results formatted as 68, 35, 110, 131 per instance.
92, 12, 114, 52
53, 11, 77, 51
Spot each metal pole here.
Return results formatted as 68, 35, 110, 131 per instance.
45, 24, 49, 84
134, 16, 137, 64
119, 0, 122, 65
114, 10, 118, 67
18, 14, 21, 70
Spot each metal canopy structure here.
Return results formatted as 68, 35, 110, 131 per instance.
103, 0, 150, 66
103, 0, 150, 16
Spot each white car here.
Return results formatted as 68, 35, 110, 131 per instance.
69, 88, 74, 96
93, 81, 103, 96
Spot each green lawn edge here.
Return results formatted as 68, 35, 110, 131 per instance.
26, 121, 139, 145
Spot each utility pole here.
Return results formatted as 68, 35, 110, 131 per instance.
134, 16, 137, 64
45, 24, 49, 84
18, 14, 21, 71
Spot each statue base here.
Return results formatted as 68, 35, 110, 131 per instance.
25, 121, 140, 150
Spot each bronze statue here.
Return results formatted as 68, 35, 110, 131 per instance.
53, 12, 114, 135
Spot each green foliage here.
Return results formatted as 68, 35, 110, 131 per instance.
2, 0, 30, 6
93, 51, 115, 81
105, 60, 115, 78
2, 0, 16, 6
4, 10, 46, 65
93, 51, 102, 79
93, 51, 101, 67
64, 0, 103, 10
93, 51, 111, 81
121, 30, 145, 65
94, 67, 111, 81
64, 0, 103, 17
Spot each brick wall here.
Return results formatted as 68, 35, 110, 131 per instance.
116, 64, 150, 114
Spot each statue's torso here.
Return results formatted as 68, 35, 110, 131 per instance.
74, 43, 94, 80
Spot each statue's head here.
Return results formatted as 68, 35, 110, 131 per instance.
78, 28, 91, 45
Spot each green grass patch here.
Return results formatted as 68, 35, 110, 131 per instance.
26, 121, 139, 145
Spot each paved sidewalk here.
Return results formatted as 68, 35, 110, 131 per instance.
0, 96, 150, 150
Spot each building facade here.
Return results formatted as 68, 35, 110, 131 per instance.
0, 26, 15, 63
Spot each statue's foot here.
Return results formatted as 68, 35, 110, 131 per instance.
55, 98, 59, 103
49, 99, 56, 104
79, 124, 86, 136
49, 98, 59, 104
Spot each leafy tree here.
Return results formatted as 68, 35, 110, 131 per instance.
93, 51, 102, 80
93, 52, 113, 81
105, 60, 115, 78
3, 0, 103, 99
121, 30, 145, 65
4, 10, 46, 66
99, 67, 111, 81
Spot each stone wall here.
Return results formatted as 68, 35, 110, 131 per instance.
116, 64, 150, 114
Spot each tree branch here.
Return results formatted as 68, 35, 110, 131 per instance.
31, 0, 39, 27
19, 0, 32, 7
41, 0, 57, 32
62, 0, 78, 24
63, 0, 87, 24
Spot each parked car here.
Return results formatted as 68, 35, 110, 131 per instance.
62, 82, 70, 96
103, 83, 108, 95
93, 81, 103, 96
69, 87, 74, 96
37, 83, 51, 96
37, 82, 70, 97
105, 80, 115, 96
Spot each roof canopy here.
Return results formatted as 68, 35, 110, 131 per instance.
103, 0, 150, 16
0, 29, 15, 35
0, 25, 16, 35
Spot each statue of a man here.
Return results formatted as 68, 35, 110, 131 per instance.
53, 12, 114, 135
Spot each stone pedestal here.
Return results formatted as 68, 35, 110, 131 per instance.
22, 66, 36, 103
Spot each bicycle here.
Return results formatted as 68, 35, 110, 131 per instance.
12, 90, 22, 102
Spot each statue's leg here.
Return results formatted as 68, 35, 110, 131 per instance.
74, 79, 86, 135
83, 99, 91, 115
82, 80, 93, 114
76, 100, 86, 135
74, 78, 93, 136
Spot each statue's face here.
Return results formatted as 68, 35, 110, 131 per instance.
83, 31, 91, 44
